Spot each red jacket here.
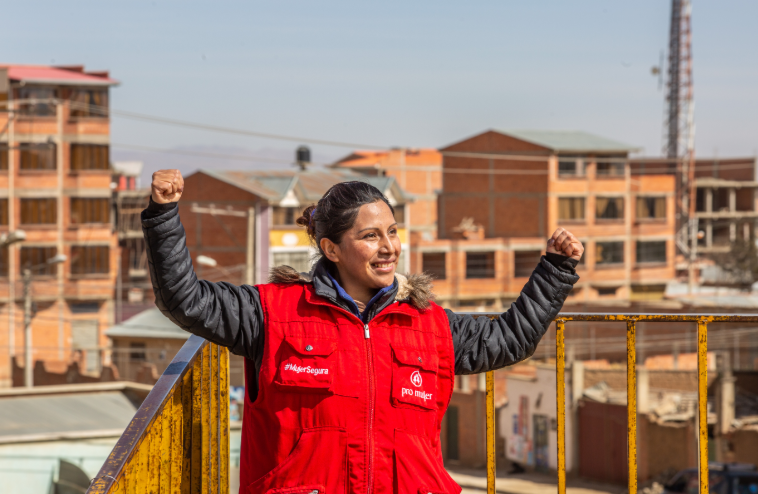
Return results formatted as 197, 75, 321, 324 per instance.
240, 280, 459, 494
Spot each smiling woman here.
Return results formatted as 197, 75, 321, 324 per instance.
143, 169, 583, 494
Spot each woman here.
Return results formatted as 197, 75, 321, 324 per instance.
144, 169, 583, 494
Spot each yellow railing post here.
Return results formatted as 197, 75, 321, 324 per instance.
627, 320, 637, 494
697, 320, 709, 494
486, 370, 496, 494
555, 320, 566, 494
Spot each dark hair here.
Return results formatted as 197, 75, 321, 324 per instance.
296, 181, 394, 262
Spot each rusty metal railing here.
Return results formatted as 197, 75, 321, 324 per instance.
86, 335, 230, 494
482, 313, 758, 494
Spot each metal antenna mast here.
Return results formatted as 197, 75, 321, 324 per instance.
665, 0, 697, 291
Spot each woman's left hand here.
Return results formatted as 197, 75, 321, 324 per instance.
546, 227, 584, 261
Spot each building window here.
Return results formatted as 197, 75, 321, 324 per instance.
20, 246, 58, 276
596, 241, 624, 265
70, 245, 110, 276
14, 87, 57, 117
129, 342, 147, 362
20, 198, 57, 225
69, 89, 109, 118
636, 241, 666, 264
272, 251, 311, 274
272, 207, 298, 226
0, 144, 8, 170
393, 205, 405, 225
636, 197, 666, 220
558, 158, 580, 177
466, 252, 495, 279
70, 144, 109, 171
558, 197, 585, 222
423, 252, 446, 280
0, 246, 8, 277
597, 286, 618, 296
0, 199, 8, 226
71, 198, 110, 224
515, 250, 542, 277
596, 161, 625, 177
20, 143, 56, 170
596, 197, 624, 220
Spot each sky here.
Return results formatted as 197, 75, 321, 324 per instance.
4, 1, 758, 182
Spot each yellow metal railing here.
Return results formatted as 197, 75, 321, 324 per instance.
87, 335, 230, 494
481, 313, 758, 494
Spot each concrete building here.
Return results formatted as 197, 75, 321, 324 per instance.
416, 130, 677, 308
0, 65, 120, 387
178, 168, 412, 282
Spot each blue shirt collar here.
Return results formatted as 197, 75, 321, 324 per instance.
326, 271, 396, 322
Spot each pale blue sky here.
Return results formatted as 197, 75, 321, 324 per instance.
4, 0, 758, 174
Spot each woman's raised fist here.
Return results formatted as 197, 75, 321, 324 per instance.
151, 169, 184, 204
546, 227, 584, 261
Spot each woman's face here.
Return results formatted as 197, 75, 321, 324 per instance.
321, 201, 401, 291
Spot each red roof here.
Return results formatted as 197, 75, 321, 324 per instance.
0, 64, 118, 86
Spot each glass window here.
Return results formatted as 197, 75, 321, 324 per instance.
14, 86, 57, 116
0, 199, 8, 226
272, 251, 311, 274
20, 246, 58, 276
272, 207, 299, 226
69, 88, 109, 118
515, 250, 542, 277
0, 246, 8, 277
70, 144, 109, 171
636, 241, 666, 264
0, 144, 8, 170
20, 198, 57, 225
558, 159, 578, 177
129, 342, 146, 362
70, 245, 110, 275
558, 197, 585, 222
466, 252, 495, 279
596, 241, 624, 265
597, 286, 618, 296
423, 252, 446, 279
596, 197, 624, 220
71, 198, 110, 224
20, 143, 56, 170
596, 161, 625, 177
636, 197, 666, 220
393, 205, 405, 225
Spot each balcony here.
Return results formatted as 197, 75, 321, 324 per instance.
87, 313, 737, 494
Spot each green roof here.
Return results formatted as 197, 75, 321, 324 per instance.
496, 130, 640, 153
105, 308, 189, 340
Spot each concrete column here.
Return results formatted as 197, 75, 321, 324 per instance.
706, 219, 713, 248
637, 367, 650, 414
715, 352, 736, 436
705, 188, 713, 213
729, 188, 736, 212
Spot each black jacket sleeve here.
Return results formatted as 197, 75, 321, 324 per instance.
447, 254, 579, 375
142, 199, 264, 362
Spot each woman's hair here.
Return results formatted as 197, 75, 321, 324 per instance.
296, 181, 394, 262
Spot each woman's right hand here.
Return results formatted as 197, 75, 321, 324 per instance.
151, 169, 185, 204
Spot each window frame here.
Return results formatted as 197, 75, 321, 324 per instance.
465, 251, 496, 279
13, 86, 58, 117
595, 161, 626, 178
635, 240, 667, 265
70, 245, 110, 278
20, 198, 58, 226
68, 88, 109, 119
595, 241, 625, 267
20, 246, 58, 277
514, 250, 542, 278
70, 197, 110, 225
422, 252, 446, 280
595, 196, 625, 222
557, 197, 586, 223
635, 196, 666, 222
70, 144, 110, 172
19, 143, 57, 172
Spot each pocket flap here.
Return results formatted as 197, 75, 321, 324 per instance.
284, 336, 337, 357
391, 344, 438, 371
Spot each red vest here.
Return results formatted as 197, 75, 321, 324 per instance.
239, 282, 460, 494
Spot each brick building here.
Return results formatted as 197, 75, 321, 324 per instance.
0, 65, 120, 387
414, 130, 678, 308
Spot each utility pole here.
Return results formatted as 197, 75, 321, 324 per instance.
23, 268, 32, 388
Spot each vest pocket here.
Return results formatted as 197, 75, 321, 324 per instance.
390, 344, 439, 411
274, 336, 337, 393
246, 427, 347, 494
394, 429, 461, 494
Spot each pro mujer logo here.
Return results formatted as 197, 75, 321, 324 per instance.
410, 370, 423, 387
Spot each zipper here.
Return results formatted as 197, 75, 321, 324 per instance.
364, 322, 376, 494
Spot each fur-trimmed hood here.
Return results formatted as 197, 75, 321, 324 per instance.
269, 264, 434, 310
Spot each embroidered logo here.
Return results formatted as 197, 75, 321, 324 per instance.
283, 363, 329, 376
410, 370, 423, 387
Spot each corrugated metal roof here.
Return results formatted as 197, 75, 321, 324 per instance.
0, 392, 137, 438
105, 308, 188, 340
196, 168, 409, 205
496, 130, 640, 153
1, 64, 118, 86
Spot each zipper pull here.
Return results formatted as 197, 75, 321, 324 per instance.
364, 324, 370, 339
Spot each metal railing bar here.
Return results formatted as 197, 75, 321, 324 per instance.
86, 335, 208, 494
556, 320, 566, 494
464, 312, 758, 322
627, 320, 638, 494
697, 320, 709, 494
486, 371, 496, 494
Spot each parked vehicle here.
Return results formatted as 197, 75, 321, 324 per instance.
664, 463, 758, 494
